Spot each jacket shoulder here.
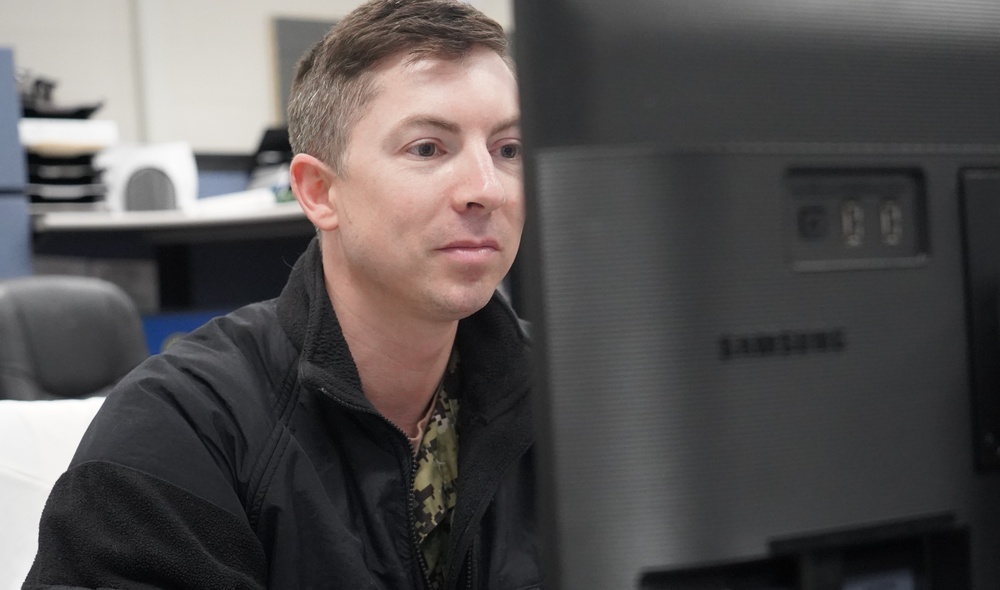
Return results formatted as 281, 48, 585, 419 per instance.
72, 299, 300, 519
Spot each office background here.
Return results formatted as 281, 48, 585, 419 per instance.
0, 0, 513, 154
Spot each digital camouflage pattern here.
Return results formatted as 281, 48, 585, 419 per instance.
413, 350, 461, 589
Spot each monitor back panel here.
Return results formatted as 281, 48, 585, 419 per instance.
528, 145, 1000, 589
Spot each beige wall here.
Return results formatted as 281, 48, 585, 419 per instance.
0, 0, 514, 153
0, 0, 141, 144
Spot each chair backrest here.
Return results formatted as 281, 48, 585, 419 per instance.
0, 275, 149, 400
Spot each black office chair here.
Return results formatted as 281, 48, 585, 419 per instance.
0, 275, 149, 400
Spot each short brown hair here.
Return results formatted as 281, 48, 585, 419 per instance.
287, 0, 512, 175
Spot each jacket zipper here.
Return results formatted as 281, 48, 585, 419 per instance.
464, 537, 476, 590
317, 387, 434, 589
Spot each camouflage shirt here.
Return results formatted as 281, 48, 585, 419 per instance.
412, 350, 461, 589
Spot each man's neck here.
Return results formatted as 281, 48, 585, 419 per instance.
327, 283, 458, 439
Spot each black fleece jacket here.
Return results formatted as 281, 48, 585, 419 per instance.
23, 238, 540, 590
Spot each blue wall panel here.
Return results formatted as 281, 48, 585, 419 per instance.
0, 47, 31, 279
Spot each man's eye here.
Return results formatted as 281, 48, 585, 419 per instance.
409, 142, 438, 157
498, 144, 520, 159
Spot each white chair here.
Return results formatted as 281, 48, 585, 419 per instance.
0, 397, 105, 590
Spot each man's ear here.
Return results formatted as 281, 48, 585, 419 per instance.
289, 153, 339, 231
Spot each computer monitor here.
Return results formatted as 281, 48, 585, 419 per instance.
512, 1, 1000, 588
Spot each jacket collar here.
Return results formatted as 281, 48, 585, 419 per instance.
277, 238, 532, 422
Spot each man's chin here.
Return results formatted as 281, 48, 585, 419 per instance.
431, 288, 497, 321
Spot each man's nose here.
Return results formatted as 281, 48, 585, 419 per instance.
452, 146, 506, 213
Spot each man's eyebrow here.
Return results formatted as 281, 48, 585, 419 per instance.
393, 114, 521, 137
395, 115, 461, 135
491, 115, 521, 137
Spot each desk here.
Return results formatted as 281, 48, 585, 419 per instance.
32, 199, 312, 243
31, 200, 315, 314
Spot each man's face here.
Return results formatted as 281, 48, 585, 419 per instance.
327, 45, 524, 323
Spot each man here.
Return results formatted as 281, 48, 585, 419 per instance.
23, 1, 538, 588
